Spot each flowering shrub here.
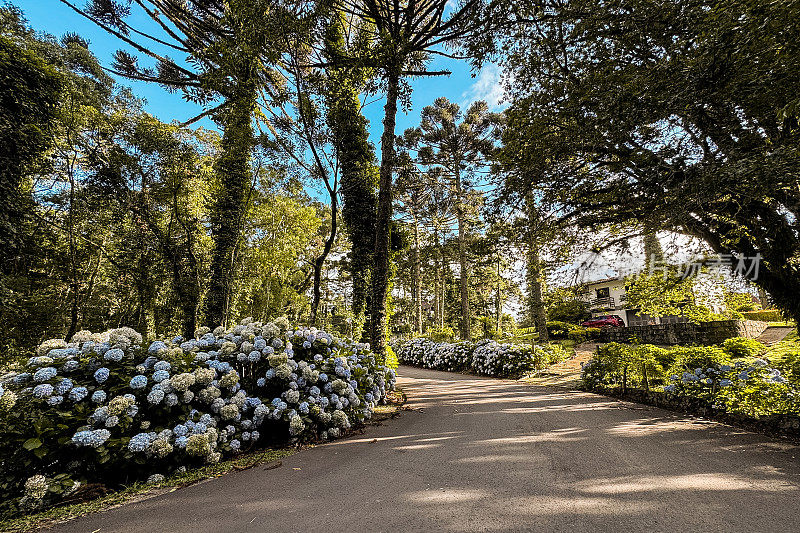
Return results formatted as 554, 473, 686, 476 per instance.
0, 320, 394, 516
582, 342, 799, 418
397, 338, 568, 378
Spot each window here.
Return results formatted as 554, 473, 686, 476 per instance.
595, 287, 610, 298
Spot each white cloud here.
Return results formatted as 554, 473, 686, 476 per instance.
461, 63, 506, 111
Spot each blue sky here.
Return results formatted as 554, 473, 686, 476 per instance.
19, 0, 504, 149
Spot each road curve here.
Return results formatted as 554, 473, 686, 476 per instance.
49, 366, 800, 532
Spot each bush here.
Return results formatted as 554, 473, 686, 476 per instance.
582, 342, 799, 419
583, 343, 667, 391
546, 321, 575, 339
721, 337, 765, 359
585, 327, 602, 339
547, 298, 591, 324
742, 310, 785, 322
426, 326, 455, 342
567, 327, 590, 343
396, 338, 564, 378
0, 321, 395, 516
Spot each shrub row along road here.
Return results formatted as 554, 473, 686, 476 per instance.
50, 366, 800, 532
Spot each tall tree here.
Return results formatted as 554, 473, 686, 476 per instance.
0, 10, 61, 260
63, 0, 303, 328
411, 98, 496, 340
323, 14, 378, 338
495, 0, 800, 327
333, 0, 496, 354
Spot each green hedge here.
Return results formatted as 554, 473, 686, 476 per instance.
742, 310, 785, 322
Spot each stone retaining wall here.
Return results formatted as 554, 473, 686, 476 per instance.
597, 319, 768, 345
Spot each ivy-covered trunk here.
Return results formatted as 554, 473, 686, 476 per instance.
203, 79, 256, 329
370, 68, 400, 356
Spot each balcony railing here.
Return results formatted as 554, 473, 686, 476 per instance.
589, 296, 616, 310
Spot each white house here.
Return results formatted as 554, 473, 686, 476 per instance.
577, 275, 726, 326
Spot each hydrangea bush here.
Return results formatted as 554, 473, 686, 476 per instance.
581, 342, 799, 418
397, 338, 568, 378
0, 320, 395, 516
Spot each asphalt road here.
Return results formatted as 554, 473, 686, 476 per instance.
49, 366, 800, 533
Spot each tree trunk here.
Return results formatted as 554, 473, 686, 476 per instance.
526, 196, 549, 342
369, 69, 400, 356
412, 213, 422, 334
312, 194, 338, 325
202, 78, 256, 329
496, 257, 502, 337
454, 169, 471, 341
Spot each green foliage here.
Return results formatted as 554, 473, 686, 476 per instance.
625, 271, 704, 322
426, 326, 455, 343
545, 289, 591, 324
666, 346, 731, 378
721, 337, 764, 359
545, 321, 575, 339
742, 310, 785, 322
496, 0, 800, 326
724, 291, 760, 313
584, 341, 799, 418
567, 327, 587, 344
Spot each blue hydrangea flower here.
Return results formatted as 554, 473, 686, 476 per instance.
165, 393, 179, 407
93, 406, 109, 422
154, 361, 171, 372
93, 343, 110, 356
256, 378, 266, 387
129, 375, 148, 389
248, 351, 261, 363
298, 402, 309, 415
72, 429, 111, 448
173, 424, 188, 437
94, 367, 110, 383
69, 387, 88, 402
55, 378, 74, 395
175, 436, 188, 449
152, 370, 170, 382
62, 360, 79, 372
104, 348, 125, 362
33, 384, 54, 398
230, 439, 241, 451
318, 373, 328, 383
33, 367, 57, 382
128, 433, 152, 452
92, 390, 107, 403
148, 341, 167, 354
147, 389, 165, 405
47, 395, 64, 406
14, 373, 31, 384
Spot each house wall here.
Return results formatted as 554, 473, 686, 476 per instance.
582, 280, 629, 324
